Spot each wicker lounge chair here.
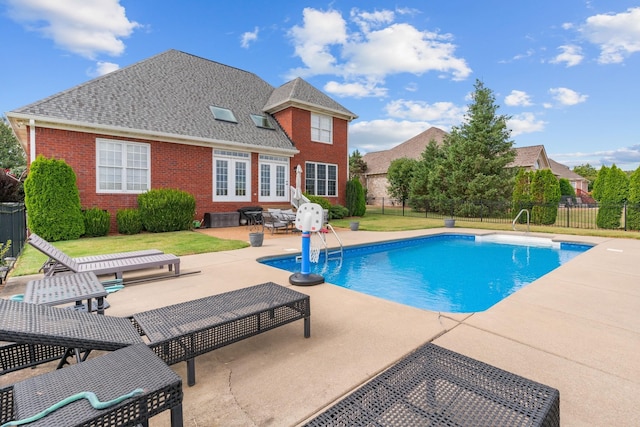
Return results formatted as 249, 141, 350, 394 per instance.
1, 282, 310, 387
28, 233, 180, 280
28, 233, 165, 275
262, 211, 291, 234
303, 343, 560, 427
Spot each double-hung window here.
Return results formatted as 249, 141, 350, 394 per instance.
213, 150, 250, 201
311, 113, 332, 144
96, 139, 150, 193
259, 154, 289, 202
305, 162, 337, 197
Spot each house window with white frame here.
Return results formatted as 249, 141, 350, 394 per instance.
96, 139, 150, 193
305, 162, 337, 197
213, 150, 251, 201
311, 113, 332, 144
259, 154, 289, 202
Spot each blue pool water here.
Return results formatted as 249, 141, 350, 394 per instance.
260, 234, 592, 313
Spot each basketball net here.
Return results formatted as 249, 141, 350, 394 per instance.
309, 232, 322, 263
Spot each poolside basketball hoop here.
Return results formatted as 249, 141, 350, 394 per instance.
289, 203, 325, 286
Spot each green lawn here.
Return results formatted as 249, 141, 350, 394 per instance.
11, 231, 248, 277
9, 213, 638, 278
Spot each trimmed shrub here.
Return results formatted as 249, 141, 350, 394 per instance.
559, 178, 576, 197
304, 194, 331, 210
346, 178, 366, 216
24, 155, 84, 241
329, 204, 349, 219
117, 208, 143, 235
137, 188, 196, 232
530, 169, 561, 225
511, 169, 533, 223
83, 207, 110, 237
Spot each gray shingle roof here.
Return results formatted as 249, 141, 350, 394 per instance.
9, 50, 353, 151
265, 78, 357, 119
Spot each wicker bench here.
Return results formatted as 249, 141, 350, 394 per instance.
132, 282, 311, 386
0, 344, 183, 427
303, 343, 560, 427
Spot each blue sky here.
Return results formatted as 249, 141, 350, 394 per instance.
2, 0, 640, 170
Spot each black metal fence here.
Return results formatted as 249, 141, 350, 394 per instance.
368, 198, 638, 231
0, 203, 27, 258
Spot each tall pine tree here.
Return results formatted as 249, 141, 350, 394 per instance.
436, 80, 516, 215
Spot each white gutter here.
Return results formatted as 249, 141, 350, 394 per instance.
29, 119, 36, 163
10, 113, 299, 157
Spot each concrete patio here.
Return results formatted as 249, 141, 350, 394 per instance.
1, 227, 639, 426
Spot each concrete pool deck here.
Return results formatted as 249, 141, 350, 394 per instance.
1, 227, 639, 426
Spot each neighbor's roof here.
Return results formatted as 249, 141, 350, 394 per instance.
363, 127, 447, 175
548, 158, 588, 181
7, 50, 354, 153
508, 145, 551, 169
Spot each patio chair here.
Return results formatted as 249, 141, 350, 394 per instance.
28, 233, 180, 280
28, 233, 164, 275
262, 211, 291, 234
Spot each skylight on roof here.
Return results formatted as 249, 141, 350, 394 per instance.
210, 106, 237, 123
250, 114, 274, 129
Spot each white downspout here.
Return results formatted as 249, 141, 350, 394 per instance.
29, 119, 36, 163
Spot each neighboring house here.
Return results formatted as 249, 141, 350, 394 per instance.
362, 132, 588, 205
548, 158, 589, 194
362, 127, 447, 205
507, 144, 551, 171
6, 50, 357, 231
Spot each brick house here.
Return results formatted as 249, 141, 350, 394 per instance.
362, 132, 588, 205
5, 50, 357, 231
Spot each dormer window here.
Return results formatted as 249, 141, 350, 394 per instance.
250, 114, 274, 129
210, 106, 237, 123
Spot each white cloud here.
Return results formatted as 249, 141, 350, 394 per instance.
580, 7, 640, 64
549, 87, 588, 106
551, 146, 640, 170
287, 8, 348, 76
241, 27, 259, 48
88, 61, 119, 77
504, 90, 532, 107
287, 7, 471, 88
6, 0, 140, 59
349, 119, 444, 153
550, 45, 583, 67
384, 99, 465, 126
507, 113, 546, 136
324, 80, 387, 98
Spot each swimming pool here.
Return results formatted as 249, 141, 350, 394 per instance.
260, 234, 593, 313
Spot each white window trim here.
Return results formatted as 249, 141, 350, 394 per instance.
96, 138, 150, 194
213, 150, 251, 202
258, 154, 290, 202
305, 161, 338, 197
311, 113, 333, 144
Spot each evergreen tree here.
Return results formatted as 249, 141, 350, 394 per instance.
0, 117, 26, 176
435, 79, 516, 215
559, 178, 576, 197
349, 150, 367, 181
530, 169, 561, 225
410, 140, 444, 211
387, 157, 418, 203
596, 164, 628, 229
591, 165, 609, 202
511, 169, 533, 223
627, 166, 640, 230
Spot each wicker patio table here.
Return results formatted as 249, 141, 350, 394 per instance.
0, 299, 143, 373
0, 344, 183, 427
132, 281, 311, 386
303, 343, 560, 427
24, 271, 108, 314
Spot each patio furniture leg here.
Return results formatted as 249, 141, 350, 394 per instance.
304, 317, 310, 338
171, 404, 184, 427
187, 358, 196, 387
